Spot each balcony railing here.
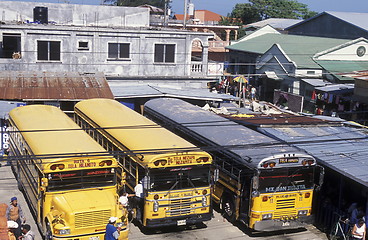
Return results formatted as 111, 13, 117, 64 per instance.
209, 41, 229, 48
191, 61, 203, 74
190, 61, 224, 76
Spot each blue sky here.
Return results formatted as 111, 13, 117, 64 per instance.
6, 0, 368, 16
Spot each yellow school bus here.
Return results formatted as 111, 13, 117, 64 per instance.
74, 99, 213, 228
7, 105, 128, 240
144, 98, 325, 232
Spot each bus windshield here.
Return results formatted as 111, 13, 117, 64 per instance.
149, 165, 210, 192
258, 168, 314, 194
47, 168, 116, 191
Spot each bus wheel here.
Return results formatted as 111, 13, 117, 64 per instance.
45, 223, 53, 240
221, 196, 235, 222
17, 173, 23, 191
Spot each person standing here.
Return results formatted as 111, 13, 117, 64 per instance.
19, 224, 35, 240
251, 86, 257, 101
351, 218, 366, 240
6, 197, 25, 239
105, 217, 119, 240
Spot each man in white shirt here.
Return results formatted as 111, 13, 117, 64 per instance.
20, 224, 35, 240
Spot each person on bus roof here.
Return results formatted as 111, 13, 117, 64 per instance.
6, 197, 25, 239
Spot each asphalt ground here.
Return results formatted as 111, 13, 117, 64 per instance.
0, 163, 329, 240
0, 164, 43, 239
127, 206, 329, 240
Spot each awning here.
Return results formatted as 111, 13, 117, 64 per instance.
315, 84, 354, 93
265, 71, 281, 80
108, 83, 239, 102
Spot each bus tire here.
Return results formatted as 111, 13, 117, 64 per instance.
45, 222, 53, 240
221, 195, 236, 222
17, 181, 23, 192
17, 172, 23, 191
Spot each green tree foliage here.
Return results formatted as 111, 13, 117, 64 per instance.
250, 0, 315, 19
104, 0, 166, 8
227, 3, 261, 25
222, 0, 318, 26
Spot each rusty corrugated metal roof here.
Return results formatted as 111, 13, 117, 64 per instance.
0, 71, 113, 100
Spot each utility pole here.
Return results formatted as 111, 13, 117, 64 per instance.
183, 0, 187, 29
164, 0, 168, 27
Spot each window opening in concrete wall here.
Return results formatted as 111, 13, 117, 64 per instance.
154, 44, 175, 63
1, 33, 21, 59
108, 43, 130, 59
78, 41, 89, 50
37, 40, 61, 61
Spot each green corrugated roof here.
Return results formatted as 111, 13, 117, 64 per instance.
316, 60, 368, 81
227, 34, 348, 68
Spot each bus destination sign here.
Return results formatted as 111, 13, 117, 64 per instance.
279, 158, 299, 164
168, 155, 195, 165
68, 159, 97, 169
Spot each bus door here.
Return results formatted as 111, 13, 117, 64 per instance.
239, 175, 251, 224
39, 176, 48, 225
314, 165, 324, 190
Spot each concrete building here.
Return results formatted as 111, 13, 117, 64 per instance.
0, 1, 216, 89
226, 26, 368, 116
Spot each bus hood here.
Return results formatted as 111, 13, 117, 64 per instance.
50, 189, 117, 226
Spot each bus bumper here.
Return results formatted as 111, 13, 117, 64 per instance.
253, 216, 313, 232
145, 212, 212, 228
118, 228, 129, 240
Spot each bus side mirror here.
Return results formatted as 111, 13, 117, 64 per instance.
213, 169, 219, 182
40, 178, 48, 192
142, 176, 150, 190
252, 175, 259, 190
314, 166, 324, 191
41, 178, 48, 187
121, 172, 126, 186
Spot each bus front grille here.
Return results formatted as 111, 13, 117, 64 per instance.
75, 209, 111, 228
273, 209, 297, 219
167, 198, 194, 217
276, 198, 295, 209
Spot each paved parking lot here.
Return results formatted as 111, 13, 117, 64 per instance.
0, 163, 328, 240
127, 208, 328, 240
0, 164, 42, 239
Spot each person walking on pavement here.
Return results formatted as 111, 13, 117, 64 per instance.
250, 86, 257, 101
105, 217, 119, 240
19, 224, 35, 240
6, 197, 25, 239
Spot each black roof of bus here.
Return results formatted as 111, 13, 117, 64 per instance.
144, 98, 307, 169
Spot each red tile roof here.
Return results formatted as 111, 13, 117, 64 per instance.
174, 10, 222, 22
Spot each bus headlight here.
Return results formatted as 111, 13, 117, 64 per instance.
153, 200, 159, 212
55, 228, 71, 235
262, 213, 272, 220
298, 210, 308, 216
202, 196, 207, 207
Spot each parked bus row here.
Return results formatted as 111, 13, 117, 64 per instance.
144, 98, 325, 231
6, 98, 325, 239
7, 105, 129, 240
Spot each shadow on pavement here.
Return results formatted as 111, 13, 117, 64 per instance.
132, 220, 208, 235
